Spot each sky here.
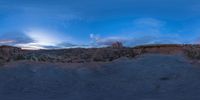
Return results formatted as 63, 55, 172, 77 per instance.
0, 0, 200, 49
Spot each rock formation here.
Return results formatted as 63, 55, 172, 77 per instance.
111, 41, 123, 48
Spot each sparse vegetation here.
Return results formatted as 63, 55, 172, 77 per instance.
1, 44, 200, 64
183, 45, 200, 59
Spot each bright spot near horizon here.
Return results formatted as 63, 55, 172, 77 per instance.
16, 29, 70, 50
27, 29, 62, 45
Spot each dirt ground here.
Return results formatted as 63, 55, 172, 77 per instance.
0, 54, 200, 100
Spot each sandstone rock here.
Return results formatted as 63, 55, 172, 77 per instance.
111, 41, 123, 48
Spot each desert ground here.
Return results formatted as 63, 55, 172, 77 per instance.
0, 45, 200, 100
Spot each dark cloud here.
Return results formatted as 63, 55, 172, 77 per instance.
90, 34, 182, 47
44, 42, 92, 49
0, 32, 34, 46
41, 42, 78, 49
128, 36, 182, 46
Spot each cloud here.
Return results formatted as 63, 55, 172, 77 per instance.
0, 40, 16, 44
90, 33, 129, 46
90, 18, 182, 47
16, 42, 91, 50
25, 29, 62, 46
0, 29, 78, 49
0, 31, 34, 46
133, 18, 164, 28
193, 37, 200, 44
90, 34, 182, 47
0, 28, 91, 49
129, 36, 182, 46
130, 18, 165, 36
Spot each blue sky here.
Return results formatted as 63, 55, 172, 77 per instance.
0, 0, 200, 49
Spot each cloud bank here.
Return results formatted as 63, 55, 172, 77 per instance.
0, 32, 34, 45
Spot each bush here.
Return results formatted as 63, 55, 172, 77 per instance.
184, 46, 200, 59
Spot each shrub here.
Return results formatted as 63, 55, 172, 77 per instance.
184, 45, 200, 59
